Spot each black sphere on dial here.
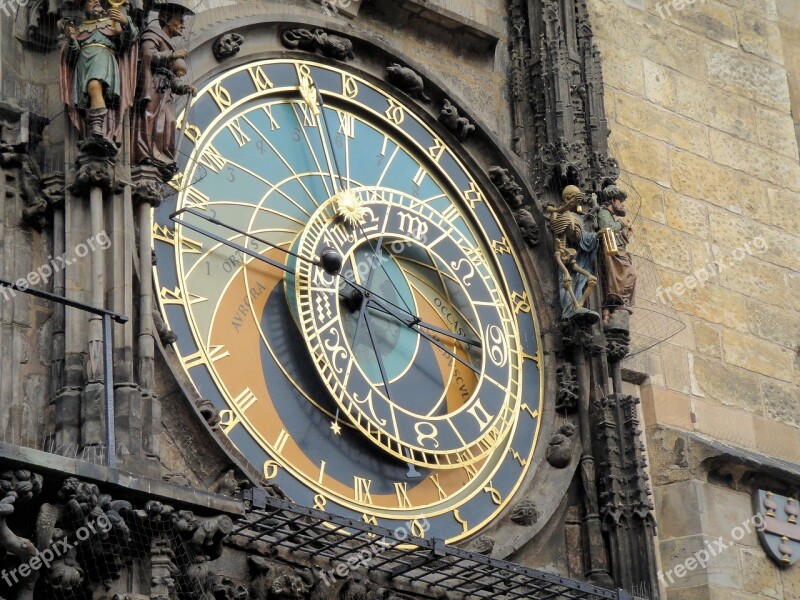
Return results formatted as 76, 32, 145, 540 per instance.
320, 248, 343, 275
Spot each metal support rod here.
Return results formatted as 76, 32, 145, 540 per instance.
0, 278, 127, 466
103, 313, 115, 468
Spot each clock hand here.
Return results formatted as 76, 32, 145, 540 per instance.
340, 276, 482, 348
363, 310, 392, 400
170, 208, 343, 275
367, 301, 481, 376
315, 85, 348, 194
350, 235, 386, 345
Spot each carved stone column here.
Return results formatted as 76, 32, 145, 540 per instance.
71, 155, 114, 453
132, 166, 164, 464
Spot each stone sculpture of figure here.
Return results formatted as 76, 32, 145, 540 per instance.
545, 185, 599, 322
133, 2, 196, 180
597, 185, 637, 323
59, 0, 138, 157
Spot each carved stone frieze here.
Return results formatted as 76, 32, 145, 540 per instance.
385, 64, 430, 103
213, 32, 245, 60
438, 99, 474, 141
281, 28, 354, 61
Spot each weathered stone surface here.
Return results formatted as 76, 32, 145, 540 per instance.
653, 0, 737, 47
661, 344, 691, 394
610, 125, 671, 186
615, 93, 709, 156
599, 44, 645, 96
665, 191, 709, 238
673, 73, 757, 143
708, 208, 800, 272
709, 129, 800, 191
693, 399, 757, 449
644, 59, 677, 110
752, 414, 800, 461
637, 221, 694, 273
658, 534, 743, 590
738, 545, 782, 598
721, 0, 778, 21
656, 268, 749, 331
655, 480, 703, 540
755, 108, 799, 161
641, 385, 693, 429
692, 321, 722, 359
592, 0, 708, 79
766, 187, 800, 233
746, 299, 800, 348
721, 328, 795, 382
737, 13, 784, 64
670, 150, 767, 219
620, 174, 666, 223
705, 44, 790, 110
699, 485, 756, 546
690, 355, 764, 413
715, 254, 790, 308
761, 378, 800, 427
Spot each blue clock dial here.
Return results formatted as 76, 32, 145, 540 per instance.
153, 58, 543, 542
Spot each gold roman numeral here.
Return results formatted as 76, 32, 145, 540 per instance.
337, 111, 355, 138
227, 118, 251, 147
199, 144, 227, 173
209, 82, 232, 110
263, 106, 280, 130
394, 482, 413, 508
354, 477, 373, 504
182, 345, 230, 369
248, 66, 274, 92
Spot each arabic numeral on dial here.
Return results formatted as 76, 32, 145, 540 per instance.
486, 324, 508, 367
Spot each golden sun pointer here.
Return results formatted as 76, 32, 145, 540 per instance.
335, 189, 367, 227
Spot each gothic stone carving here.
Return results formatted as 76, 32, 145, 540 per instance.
510, 500, 540, 526
545, 185, 599, 323
438, 99, 474, 141
385, 64, 430, 102
488, 166, 524, 208
514, 208, 539, 247
555, 363, 579, 413
281, 28, 355, 62
546, 422, 576, 468
213, 32, 245, 60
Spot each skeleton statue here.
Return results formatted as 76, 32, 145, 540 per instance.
546, 185, 600, 322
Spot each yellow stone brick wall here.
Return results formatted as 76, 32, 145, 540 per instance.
589, 0, 800, 464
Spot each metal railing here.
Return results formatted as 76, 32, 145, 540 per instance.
0, 277, 128, 468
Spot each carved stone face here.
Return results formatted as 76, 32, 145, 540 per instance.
163, 14, 186, 38
84, 0, 106, 19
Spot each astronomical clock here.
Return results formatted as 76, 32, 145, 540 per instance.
153, 56, 552, 545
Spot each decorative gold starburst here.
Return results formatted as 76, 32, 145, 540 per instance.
330, 420, 342, 435
335, 189, 366, 227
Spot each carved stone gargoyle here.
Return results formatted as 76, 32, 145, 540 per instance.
281, 28, 354, 61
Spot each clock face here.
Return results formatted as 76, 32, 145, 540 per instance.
153, 58, 543, 542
